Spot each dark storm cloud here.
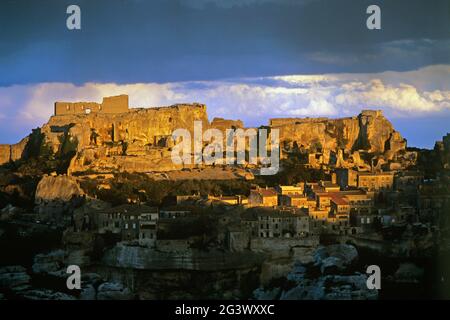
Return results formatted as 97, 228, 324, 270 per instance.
0, 0, 449, 85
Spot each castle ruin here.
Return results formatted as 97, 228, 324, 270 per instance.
54, 95, 129, 116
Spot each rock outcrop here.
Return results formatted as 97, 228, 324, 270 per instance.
35, 175, 84, 203
273, 110, 406, 154
34, 175, 85, 223
313, 244, 358, 274
1, 95, 409, 173
0, 266, 31, 291
253, 244, 378, 300
0, 137, 29, 166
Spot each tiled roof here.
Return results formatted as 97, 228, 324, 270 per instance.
254, 188, 278, 197
101, 204, 158, 215
330, 196, 349, 206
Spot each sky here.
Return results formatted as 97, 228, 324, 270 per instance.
0, 0, 449, 148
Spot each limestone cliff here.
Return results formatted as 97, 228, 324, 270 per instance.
0, 96, 408, 173
273, 110, 406, 155
41, 102, 209, 173
0, 137, 30, 165
35, 175, 84, 203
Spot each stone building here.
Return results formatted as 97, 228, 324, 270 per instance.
395, 171, 424, 192
54, 95, 129, 116
357, 171, 394, 191
159, 208, 192, 219
330, 195, 350, 218
96, 204, 159, 245
255, 208, 310, 238
207, 195, 248, 205
275, 185, 304, 196
335, 168, 358, 189
281, 194, 309, 208
276, 184, 306, 207
248, 187, 278, 207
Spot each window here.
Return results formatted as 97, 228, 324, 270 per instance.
133, 223, 136, 229
125, 223, 128, 229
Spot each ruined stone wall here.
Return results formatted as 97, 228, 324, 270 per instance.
210, 118, 244, 131
44, 103, 208, 152
270, 117, 329, 126
54, 95, 129, 116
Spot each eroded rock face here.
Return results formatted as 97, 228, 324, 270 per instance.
35, 175, 83, 203
2, 95, 408, 173
34, 175, 84, 223
32, 250, 66, 274
394, 263, 424, 283
43, 103, 208, 153
254, 245, 378, 300
274, 110, 406, 158
313, 244, 358, 274
21, 289, 76, 300
0, 266, 31, 291
0, 137, 29, 166
97, 282, 133, 300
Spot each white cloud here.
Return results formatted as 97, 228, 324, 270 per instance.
0, 64, 449, 143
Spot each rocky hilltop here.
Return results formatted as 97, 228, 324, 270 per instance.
0, 95, 410, 174
274, 110, 406, 155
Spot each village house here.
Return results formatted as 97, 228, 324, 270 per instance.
159, 207, 192, 219
357, 171, 394, 191
305, 180, 340, 196
334, 168, 358, 189
330, 195, 350, 218
301, 179, 376, 236
276, 184, 306, 207
333, 190, 375, 218
281, 194, 309, 208
207, 195, 248, 205
275, 184, 304, 196
395, 171, 424, 192
319, 181, 341, 193
248, 187, 278, 207
241, 207, 310, 238
96, 204, 159, 245
418, 180, 450, 224
256, 208, 310, 238
308, 207, 329, 222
